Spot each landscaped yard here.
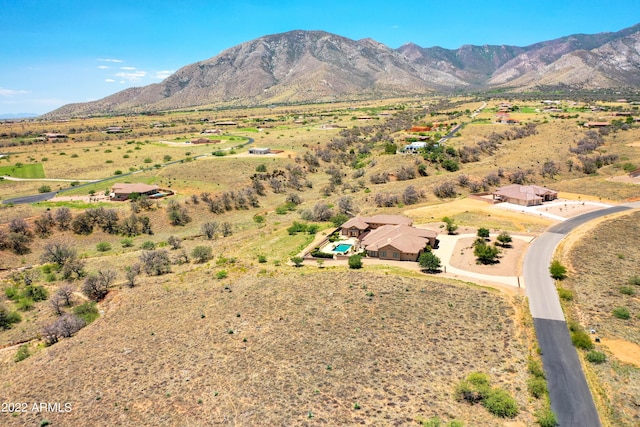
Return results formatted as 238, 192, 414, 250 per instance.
0, 163, 45, 178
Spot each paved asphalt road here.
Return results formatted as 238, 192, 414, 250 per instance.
524, 203, 638, 427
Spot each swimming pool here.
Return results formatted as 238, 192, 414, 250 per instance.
334, 243, 352, 253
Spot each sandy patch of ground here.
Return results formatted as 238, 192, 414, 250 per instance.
448, 235, 529, 277
606, 174, 640, 185
47, 194, 112, 203
532, 200, 612, 218
599, 338, 640, 367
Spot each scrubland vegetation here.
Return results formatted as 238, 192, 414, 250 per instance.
1, 95, 639, 425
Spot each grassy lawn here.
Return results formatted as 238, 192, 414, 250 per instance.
0, 163, 45, 178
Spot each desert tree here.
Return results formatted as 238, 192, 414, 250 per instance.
191, 246, 213, 263
167, 235, 182, 249
312, 203, 333, 222
71, 212, 94, 235
477, 227, 490, 239
221, 221, 233, 237
442, 217, 458, 235
190, 194, 199, 204
34, 212, 55, 238
9, 218, 31, 236
348, 254, 363, 269
50, 294, 64, 316
82, 269, 116, 302
286, 193, 302, 206
55, 314, 86, 338
337, 196, 359, 216
201, 222, 219, 239
5, 232, 31, 255
402, 185, 422, 205
139, 249, 171, 276
541, 160, 560, 178
54, 207, 73, 230
433, 181, 456, 198
61, 257, 86, 280
167, 201, 191, 226
124, 263, 141, 288
418, 251, 441, 273
496, 231, 513, 247
473, 239, 500, 264
41, 241, 77, 267
56, 285, 75, 307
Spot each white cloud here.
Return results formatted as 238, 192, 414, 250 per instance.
0, 87, 29, 97
155, 70, 174, 79
120, 66, 136, 70
97, 65, 110, 69
98, 58, 124, 63
105, 79, 116, 83
115, 70, 147, 81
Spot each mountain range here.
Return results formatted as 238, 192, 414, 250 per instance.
45, 24, 640, 118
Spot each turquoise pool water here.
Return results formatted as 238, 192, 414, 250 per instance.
334, 243, 352, 253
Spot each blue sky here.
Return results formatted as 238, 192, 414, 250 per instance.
1, 0, 638, 115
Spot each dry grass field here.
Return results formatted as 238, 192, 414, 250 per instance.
558, 210, 640, 426
0, 270, 536, 426
1, 96, 640, 425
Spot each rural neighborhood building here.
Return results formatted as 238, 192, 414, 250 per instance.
249, 147, 271, 155
105, 126, 124, 133
492, 184, 558, 206
337, 215, 436, 262
110, 183, 161, 201
360, 224, 438, 261
584, 121, 610, 128
401, 141, 427, 153
340, 215, 413, 238
628, 167, 640, 178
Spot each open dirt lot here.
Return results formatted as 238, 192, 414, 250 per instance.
0, 270, 535, 426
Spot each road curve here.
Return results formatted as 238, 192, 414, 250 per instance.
524, 203, 637, 427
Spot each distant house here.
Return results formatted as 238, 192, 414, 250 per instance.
201, 129, 222, 135
401, 141, 427, 153
110, 183, 160, 201
584, 122, 610, 128
105, 126, 124, 133
249, 147, 270, 155
215, 121, 237, 126
44, 133, 67, 139
629, 168, 640, 178
493, 184, 558, 206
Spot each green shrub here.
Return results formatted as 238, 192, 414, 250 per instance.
22, 285, 48, 302
73, 302, 99, 324
629, 275, 640, 286
96, 242, 112, 252
571, 329, 594, 350
549, 260, 567, 280
585, 351, 607, 364
619, 286, 636, 295
14, 344, 30, 362
535, 406, 558, 427
0, 305, 22, 330
16, 297, 35, 311
348, 254, 363, 269
612, 306, 630, 320
121, 238, 134, 248
482, 388, 519, 418
141, 241, 156, 250
527, 377, 547, 399
38, 185, 52, 193
557, 287, 574, 301
257, 255, 267, 263
216, 270, 228, 279
290, 256, 304, 267
255, 164, 267, 172
528, 358, 545, 378
191, 246, 213, 263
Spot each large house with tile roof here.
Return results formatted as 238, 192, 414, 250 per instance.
340, 215, 437, 262
492, 184, 558, 206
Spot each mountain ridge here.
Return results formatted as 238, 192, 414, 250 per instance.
44, 24, 640, 118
